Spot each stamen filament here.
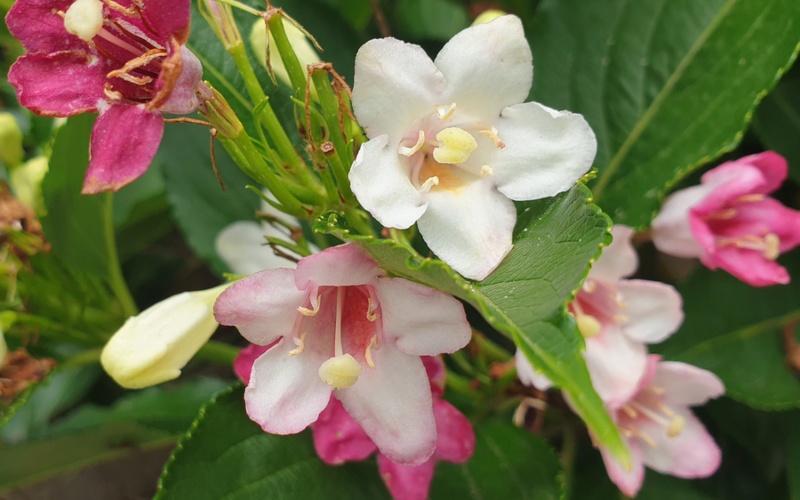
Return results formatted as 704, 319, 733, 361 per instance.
334, 287, 344, 357
479, 128, 506, 149
287, 332, 307, 356
298, 294, 321, 316
365, 335, 378, 368
436, 102, 457, 120
398, 130, 426, 157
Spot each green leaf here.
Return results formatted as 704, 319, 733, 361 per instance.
159, 124, 260, 275
393, 0, 470, 41
751, 69, 800, 183
156, 385, 389, 500
315, 185, 630, 468
530, 0, 800, 226
655, 259, 800, 410
789, 420, 800, 500
40, 115, 111, 279
430, 420, 564, 499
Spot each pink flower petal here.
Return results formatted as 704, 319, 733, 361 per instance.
422, 356, 446, 396
652, 184, 712, 259
156, 46, 203, 115
599, 441, 645, 498
584, 328, 648, 409
82, 104, 164, 193
8, 52, 105, 117
139, 0, 191, 42
701, 151, 787, 195
244, 337, 332, 435
653, 362, 725, 407
616, 280, 683, 344
294, 244, 381, 291
311, 396, 377, 465
233, 344, 271, 384
431, 399, 474, 463
337, 348, 436, 465
722, 198, 800, 251
214, 268, 307, 345
702, 245, 790, 286
6, 0, 85, 52
377, 453, 437, 500
375, 278, 471, 356
591, 226, 638, 283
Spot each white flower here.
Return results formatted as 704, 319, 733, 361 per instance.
101, 285, 228, 388
349, 15, 597, 280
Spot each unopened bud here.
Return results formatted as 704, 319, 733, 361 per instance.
10, 156, 48, 213
0, 112, 24, 168
472, 9, 508, 26
249, 17, 320, 89
199, 0, 243, 49
198, 85, 244, 139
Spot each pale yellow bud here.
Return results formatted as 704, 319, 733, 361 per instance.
10, 157, 48, 214
472, 10, 508, 26
249, 18, 320, 90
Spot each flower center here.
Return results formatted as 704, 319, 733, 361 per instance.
397, 102, 505, 193
702, 194, 782, 260
569, 279, 627, 338
290, 286, 382, 389
618, 387, 685, 447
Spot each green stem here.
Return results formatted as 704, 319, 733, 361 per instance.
63, 347, 103, 367
311, 69, 354, 202
268, 12, 308, 98
195, 340, 240, 365
103, 193, 137, 317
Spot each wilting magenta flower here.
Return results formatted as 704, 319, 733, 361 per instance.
599, 356, 724, 497
349, 15, 596, 280
652, 152, 800, 286
517, 226, 683, 407
236, 350, 474, 500
7, 0, 204, 193
216, 244, 471, 464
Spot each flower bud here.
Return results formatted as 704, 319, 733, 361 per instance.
10, 156, 48, 214
249, 17, 320, 90
472, 9, 508, 26
0, 327, 7, 368
0, 112, 24, 168
101, 284, 229, 389
199, 0, 243, 50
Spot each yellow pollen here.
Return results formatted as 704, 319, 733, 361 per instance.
287, 332, 307, 356
318, 354, 362, 389
366, 298, 379, 322
582, 279, 597, 293
718, 234, 781, 260
666, 415, 685, 437
365, 335, 378, 368
436, 103, 457, 120
64, 0, 104, 42
398, 130, 425, 157
577, 314, 602, 338
479, 128, 506, 149
480, 165, 494, 177
298, 295, 321, 316
736, 193, 766, 203
763, 233, 780, 260
433, 127, 477, 164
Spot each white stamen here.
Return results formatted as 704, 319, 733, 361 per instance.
436, 102, 457, 120
480, 165, 494, 177
398, 130, 426, 157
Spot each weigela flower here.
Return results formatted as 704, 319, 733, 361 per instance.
516, 226, 683, 407
652, 152, 800, 286
235, 350, 475, 500
599, 356, 724, 497
215, 243, 471, 464
7, 0, 204, 193
101, 284, 227, 389
349, 15, 596, 280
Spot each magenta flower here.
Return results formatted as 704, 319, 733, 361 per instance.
517, 226, 683, 407
7, 0, 204, 193
598, 356, 724, 497
216, 244, 471, 465
652, 152, 800, 286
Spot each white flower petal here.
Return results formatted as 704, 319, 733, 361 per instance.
584, 328, 648, 408
215, 221, 298, 275
651, 184, 712, 258
349, 135, 427, 229
654, 361, 725, 407
514, 349, 554, 391
374, 277, 471, 355
599, 441, 645, 498
244, 338, 332, 434
617, 280, 683, 344
352, 38, 445, 141
337, 348, 436, 465
418, 180, 516, 280
480, 102, 596, 201
435, 15, 532, 119
591, 226, 638, 283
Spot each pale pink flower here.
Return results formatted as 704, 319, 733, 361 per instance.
652, 152, 800, 286
517, 226, 683, 407
7, 0, 204, 193
216, 244, 471, 464
349, 15, 596, 280
599, 356, 724, 497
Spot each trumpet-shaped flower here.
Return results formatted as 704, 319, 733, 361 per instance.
101, 284, 228, 389
517, 226, 683, 406
7, 0, 204, 193
652, 152, 800, 286
215, 243, 471, 464
599, 356, 724, 497
349, 15, 596, 280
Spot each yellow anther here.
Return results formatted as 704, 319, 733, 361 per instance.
621, 405, 638, 418
667, 415, 685, 437
577, 314, 602, 338
736, 193, 766, 204
398, 130, 426, 157
480, 165, 494, 177
703, 208, 738, 220
436, 103, 457, 121
64, 0, 104, 42
365, 335, 378, 368
287, 332, 307, 356
298, 296, 321, 316
433, 127, 477, 164
103, 85, 124, 102
763, 233, 780, 260
582, 279, 597, 293
479, 128, 506, 149
419, 176, 439, 193
613, 314, 629, 324
366, 298, 379, 322
318, 354, 362, 389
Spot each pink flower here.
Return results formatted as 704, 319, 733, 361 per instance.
216, 244, 471, 465
652, 152, 800, 286
517, 226, 683, 407
7, 0, 204, 193
598, 356, 724, 497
